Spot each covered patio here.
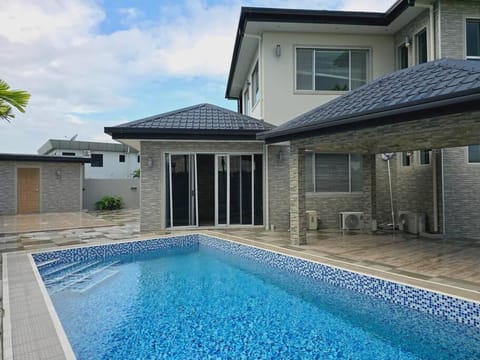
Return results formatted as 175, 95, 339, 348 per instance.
260, 59, 480, 246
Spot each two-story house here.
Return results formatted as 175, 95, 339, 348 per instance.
106, 0, 480, 241
225, 0, 480, 239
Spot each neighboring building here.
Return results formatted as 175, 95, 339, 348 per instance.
38, 139, 140, 179
106, 0, 480, 240
0, 154, 89, 215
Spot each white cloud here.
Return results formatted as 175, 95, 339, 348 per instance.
0, 0, 396, 153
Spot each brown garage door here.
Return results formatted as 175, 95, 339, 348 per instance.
17, 168, 40, 214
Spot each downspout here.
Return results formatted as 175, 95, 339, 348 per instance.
265, 143, 270, 230
417, 2, 438, 232
441, 148, 446, 236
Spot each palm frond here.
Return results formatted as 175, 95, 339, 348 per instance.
0, 79, 30, 119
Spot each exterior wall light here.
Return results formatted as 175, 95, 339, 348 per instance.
275, 44, 281, 57
404, 36, 411, 48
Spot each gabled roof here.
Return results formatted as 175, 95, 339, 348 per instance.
259, 59, 480, 143
105, 103, 273, 141
226, 0, 419, 99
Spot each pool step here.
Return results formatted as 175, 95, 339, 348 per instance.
42, 261, 81, 277
71, 270, 118, 293
44, 261, 102, 285
36, 258, 61, 269
48, 261, 120, 294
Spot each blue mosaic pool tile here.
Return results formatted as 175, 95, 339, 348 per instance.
32, 234, 480, 329
197, 234, 480, 328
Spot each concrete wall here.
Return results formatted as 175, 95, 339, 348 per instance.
261, 31, 395, 125
140, 141, 264, 232
83, 179, 140, 210
48, 149, 139, 179
0, 161, 83, 215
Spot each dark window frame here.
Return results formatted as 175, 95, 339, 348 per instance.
419, 150, 431, 165
119, 154, 125, 163
295, 47, 370, 92
398, 44, 409, 69
91, 153, 103, 167
415, 28, 428, 64
466, 19, 480, 59
468, 145, 480, 163
401, 152, 412, 167
61, 152, 76, 156
305, 152, 363, 193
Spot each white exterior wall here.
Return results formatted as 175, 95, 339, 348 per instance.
260, 32, 395, 125
48, 149, 140, 179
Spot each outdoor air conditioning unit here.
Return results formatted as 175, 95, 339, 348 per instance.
398, 211, 423, 235
340, 212, 364, 230
306, 210, 318, 230
83, 150, 91, 157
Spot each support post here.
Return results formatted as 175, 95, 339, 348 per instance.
289, 144, 306, 245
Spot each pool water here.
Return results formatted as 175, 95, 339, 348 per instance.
38, 243, 479, 359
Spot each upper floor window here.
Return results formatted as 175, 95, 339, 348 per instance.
119, 154, 125, 163
398, 44, 409, 69
91, 154, 103, 167
296, 48, 368, 92
137, 155, 140, 163
305, 152, 363, 193
468, 145, 480, 163
466, 19, 480, 59
62, 152, 75, 156
416, 29, 428, 64
402, 152, 412, 166
243, 88, 250, 115
419, 150, 431, 165
252, 62, 260, 105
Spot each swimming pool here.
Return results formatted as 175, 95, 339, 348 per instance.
32, 234, 480, 359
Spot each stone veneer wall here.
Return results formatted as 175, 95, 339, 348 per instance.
140, 141, 264, 232
442, 147, 480, 239
0, 161, 82, 214
267, 145, 290, 230
0, 161, 16, 214
440, 0, 480, 59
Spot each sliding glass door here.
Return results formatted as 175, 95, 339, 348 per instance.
167, 153, 263, 228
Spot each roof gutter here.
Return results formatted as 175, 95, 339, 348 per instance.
225, 0, 415, 99
259, 90, 480, 143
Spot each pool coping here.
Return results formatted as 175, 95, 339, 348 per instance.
4, 231, 480, 359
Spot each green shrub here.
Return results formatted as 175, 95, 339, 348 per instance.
95, 196, 123, 210
132, 169, 140, 178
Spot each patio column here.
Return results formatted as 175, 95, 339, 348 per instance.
289, 144, 307, 245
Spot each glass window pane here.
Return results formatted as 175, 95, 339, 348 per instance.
468, 145, 480, 163
296, 48, 313, 90
217, 156, 228, 224
467, 20, 480, 57
420, 150, 430, 165
165, 154, 170, 228
402, 152, 411, 166
315, 50, 349, 91
305, 152, 314, 192
351, 50, 368, 89
398, 45, 409, 69
315, 154, 349, 192
229, 156, 241, 224
350, 154, 363, 192
241, 155, 253, 225
253, 154, 263, 225
416, 29, 428, 64
252, 63, 260, 104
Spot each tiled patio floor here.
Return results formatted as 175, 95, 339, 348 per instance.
0, 212, 114, 234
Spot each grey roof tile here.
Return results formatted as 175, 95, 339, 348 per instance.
115, 103, 272, 133
262, 59, 480, 139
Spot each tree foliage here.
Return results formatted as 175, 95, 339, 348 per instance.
0, 79, 31, 122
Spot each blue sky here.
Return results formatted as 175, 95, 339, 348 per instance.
0, 0, 393, 153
